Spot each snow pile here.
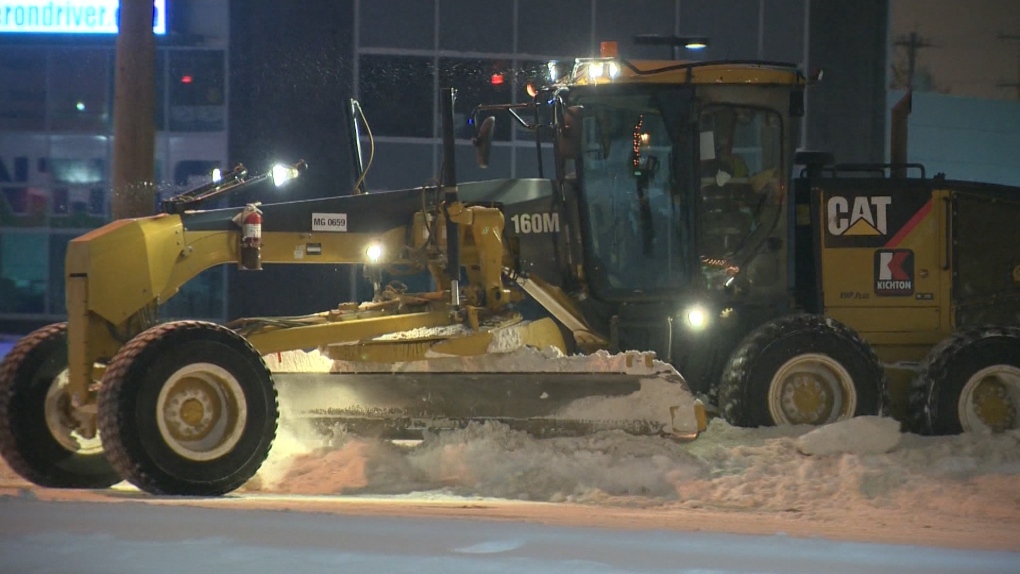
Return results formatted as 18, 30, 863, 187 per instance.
241, 348, 1020, 520
372, 324, 471, 341
262, 349, 334, 372
2, 344, 1017, 532
242, 416, 1020, 523
245, 422, 701, 501
796, 415, 902, 455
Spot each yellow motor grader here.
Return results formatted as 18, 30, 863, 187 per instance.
2, 44, 1018, 496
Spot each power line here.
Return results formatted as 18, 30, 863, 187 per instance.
998, 34, 1020, 100
893, 32, 938, 90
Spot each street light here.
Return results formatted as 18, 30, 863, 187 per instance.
633, 34, 711, 60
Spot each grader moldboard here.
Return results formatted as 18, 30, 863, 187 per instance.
2, 47, 1019, 497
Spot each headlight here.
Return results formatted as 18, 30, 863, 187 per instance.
684, 306, 709, 330
365, 243, 384, 264
272, 163, 301, 187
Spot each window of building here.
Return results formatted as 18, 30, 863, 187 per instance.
517, 0, 592, 58
0, 48, 47, 131
160, 267, 225, 320
169, 49, 226, 132
46, 232, 73, 315
439, 0, 513, 53
48, 48, 112, 132
439, 58, 514, 141
359, 0, 435, 50
358, 55, 435, 138
0, 232, 48, 314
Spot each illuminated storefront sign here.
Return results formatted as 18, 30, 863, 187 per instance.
0, 0, 167, 35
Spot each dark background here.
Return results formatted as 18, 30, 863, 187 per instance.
223, 0, 889, 319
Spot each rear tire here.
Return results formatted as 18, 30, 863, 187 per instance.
98, 321, 278, 496
719, 314, 885, 427
0, 323, 121, 488
910, 326, 1020, 435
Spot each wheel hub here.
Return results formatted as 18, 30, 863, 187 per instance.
163, 385, 218, 440
959, 365, 1020, 433
769, 353, 854, 426
972, 378, 1017, 433
156, 363, 247, 462
45, 371, 103, 455
780, 374, 833, 423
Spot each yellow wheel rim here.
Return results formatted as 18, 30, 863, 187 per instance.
156, 363, 248, 461
44, 370, 104, 456
958, 365, 1020, 433
768, 353, 856, 425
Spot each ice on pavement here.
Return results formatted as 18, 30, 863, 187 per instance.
247, 348, 1020, 523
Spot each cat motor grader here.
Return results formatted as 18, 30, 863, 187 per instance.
2, 43, 1018, 497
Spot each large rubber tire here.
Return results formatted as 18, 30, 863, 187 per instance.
910, 326, 1020, 435
0, 323, 121, 488
98, 321, 278, 496
718, 314, 885, 427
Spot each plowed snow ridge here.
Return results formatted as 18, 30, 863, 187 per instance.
247, 348, 1020, 523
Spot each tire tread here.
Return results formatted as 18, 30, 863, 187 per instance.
0, 323, 120, 488
718, 313, 885, 427
909, 325, 1020, 435
98, 320, 278, 495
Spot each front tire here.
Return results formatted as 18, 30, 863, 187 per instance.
911, 326, 1020, 435
0, 323, 121, 488
98, 321, 278, 496
718, 314, 885, 427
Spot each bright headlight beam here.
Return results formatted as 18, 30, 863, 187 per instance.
686, 306, 708, 329
272, 164, 299, 187
365, 243, 383, 264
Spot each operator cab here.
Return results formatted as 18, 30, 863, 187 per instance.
470, 51, 804, 383
553, 57, 800, 306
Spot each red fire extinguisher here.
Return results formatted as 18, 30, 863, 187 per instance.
234, 203, 263, 270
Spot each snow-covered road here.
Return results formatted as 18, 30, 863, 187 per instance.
1, 494, 1016, 574
2, 347, 1019, 570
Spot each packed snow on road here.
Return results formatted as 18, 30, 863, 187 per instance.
242, 348, 1020, 543
2, 347, 1019, 557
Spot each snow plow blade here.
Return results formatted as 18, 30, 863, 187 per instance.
273, 369, 706, 441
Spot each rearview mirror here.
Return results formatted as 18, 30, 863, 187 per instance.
472, 116, 495, 168
557, 105, 583, 160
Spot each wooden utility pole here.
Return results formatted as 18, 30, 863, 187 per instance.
111, 0, 156, 219
998, 34, 1020, 101
893, 32, 936, 91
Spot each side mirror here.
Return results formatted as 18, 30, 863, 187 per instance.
557, 105, 583, 160
472, 116, 495, 168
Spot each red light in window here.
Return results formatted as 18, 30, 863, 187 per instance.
180, 75, 193, 84
490, 73, 504, 86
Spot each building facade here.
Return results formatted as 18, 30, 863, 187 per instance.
2, 0, 894, 333
0, 0, 231, 333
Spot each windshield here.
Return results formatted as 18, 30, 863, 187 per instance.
572, 88, 693, 298
697, 105, 784, 288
